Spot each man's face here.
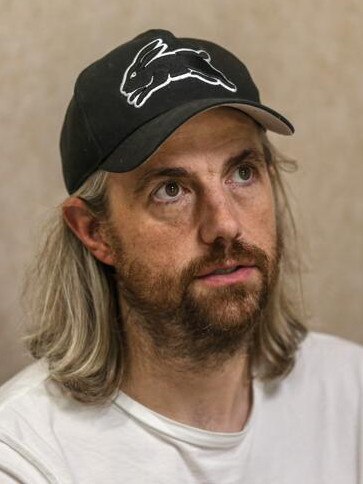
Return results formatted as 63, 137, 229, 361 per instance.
105, 107, 279, 361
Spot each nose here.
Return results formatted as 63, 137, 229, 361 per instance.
198, 189, 241, 246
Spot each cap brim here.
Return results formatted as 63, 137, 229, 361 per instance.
101, 98, 294, 173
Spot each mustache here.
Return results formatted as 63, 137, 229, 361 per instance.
182, 237, 271, 282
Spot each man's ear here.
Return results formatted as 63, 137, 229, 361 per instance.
62, 197, 115, 266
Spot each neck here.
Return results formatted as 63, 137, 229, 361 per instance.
120, 317, 253, 433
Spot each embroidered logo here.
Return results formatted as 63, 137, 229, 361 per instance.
120, 38, 237, 108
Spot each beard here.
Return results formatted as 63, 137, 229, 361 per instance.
106, 225, 281, 368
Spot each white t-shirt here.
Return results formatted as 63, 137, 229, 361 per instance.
0, 331, 362, 484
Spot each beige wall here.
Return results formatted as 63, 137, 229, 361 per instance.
1, 0, 362, 384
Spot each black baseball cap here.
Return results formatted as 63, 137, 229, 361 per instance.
60, 29, 294, 194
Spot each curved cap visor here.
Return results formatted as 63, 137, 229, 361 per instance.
100, 98, 294, 173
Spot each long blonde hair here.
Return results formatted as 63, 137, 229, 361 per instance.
22, 133, 307, 405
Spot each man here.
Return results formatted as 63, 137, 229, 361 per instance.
0, 29, 362, 483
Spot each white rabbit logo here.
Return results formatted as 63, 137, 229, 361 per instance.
120, 38, 237, 108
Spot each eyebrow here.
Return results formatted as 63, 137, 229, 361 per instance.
133, 148, 265, 194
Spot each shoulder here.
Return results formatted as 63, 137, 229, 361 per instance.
0, 359, 56, 426
0, 359, 75, 481
299, 331, 363, 370
0, 358, 57, 441
0, 359, 49, 408
303, 330, 363, 351
0, 358, 84, 440
257, 331, 363, 421
288, 330, 363, 392
0, 440, 53, 483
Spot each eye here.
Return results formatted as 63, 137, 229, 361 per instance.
153, 181, 183, 202
130, 71, 137, 79
231, 164, 255, 184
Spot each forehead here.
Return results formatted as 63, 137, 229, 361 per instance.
108, 107, 263, 188
148, 107, 262, 162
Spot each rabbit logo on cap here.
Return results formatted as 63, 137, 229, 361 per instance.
120, 37, 237, 108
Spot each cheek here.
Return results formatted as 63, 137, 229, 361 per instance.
245, 189, 277, 252
114, 213, 188, 270
108, 188, 190, 270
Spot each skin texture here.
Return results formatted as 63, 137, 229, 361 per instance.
63, 107, 279, 432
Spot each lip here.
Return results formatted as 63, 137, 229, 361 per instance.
196, 264, 257, 287
196, 262, 255, 278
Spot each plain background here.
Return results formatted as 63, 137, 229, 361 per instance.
1, 0, 362, 385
